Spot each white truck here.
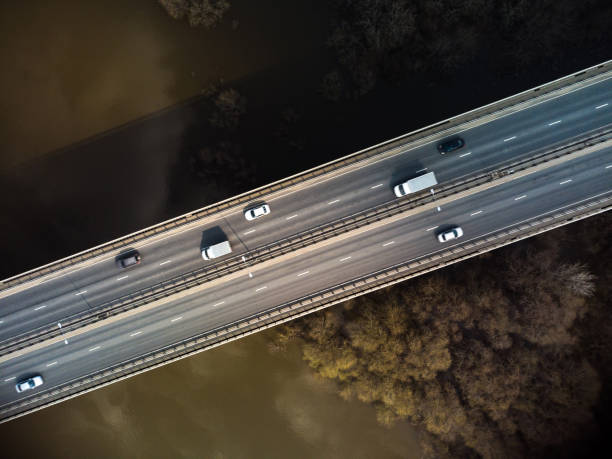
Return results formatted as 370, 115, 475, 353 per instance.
201, 240, 232, 260
393, 171, 437, 197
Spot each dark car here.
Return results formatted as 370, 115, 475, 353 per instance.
437, 137, 465, 154
116, 250, 141, 269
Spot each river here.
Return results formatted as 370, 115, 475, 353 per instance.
0, 1, 421, 456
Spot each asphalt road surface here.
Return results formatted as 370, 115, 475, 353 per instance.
0, 77, 610, 407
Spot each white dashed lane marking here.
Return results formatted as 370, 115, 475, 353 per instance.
470, 210, 483, 216
286, 214, 298, 220
171, 316, 183, 323
243, 229, 256, 235
370, 183, 384, 189
548, 120, 562, 126
297, 271, 310, 277
382, 241, 395, 247
327, 199, 340, 205
89, 346, 100, 352
46, 361, 58, 367
559, 179, 572, 185
595, 103, 608, 109
339, 256, 352, 262
75, 290, 87, 296
426, 226, 438, 232
503, 136, 517, 142
514, 195, 527, 201
459, 152, 471, 158
255, 286, 268, 292
34, 305, 47, 311
213, 301, 225, 307
159, 260, 172, 266
130, 331, 142, 337
4, 377, 15, 382
117, 275, 128, 281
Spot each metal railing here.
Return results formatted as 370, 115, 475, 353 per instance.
2, 183, 610, 423
2, 60, 611, 291
2, 127, 610, 356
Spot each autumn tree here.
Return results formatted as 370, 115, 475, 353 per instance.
158, 0, 230, 28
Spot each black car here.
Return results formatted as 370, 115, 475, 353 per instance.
437, 137, 465, 154
116, 250, 142, 269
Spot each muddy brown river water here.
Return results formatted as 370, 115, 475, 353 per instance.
0, 1, 420, 456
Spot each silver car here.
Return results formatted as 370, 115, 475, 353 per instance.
244, 204, 270, 221
437, 227, 464, 243
16, 375, 44, 393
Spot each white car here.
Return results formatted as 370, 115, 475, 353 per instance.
15, 375, 43, 393
437, 227, 463, 243
244, 204, 270, 221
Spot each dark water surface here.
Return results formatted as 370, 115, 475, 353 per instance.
1, 333, 420, 458
0, 1, 421, 456
0, 0, 609, 455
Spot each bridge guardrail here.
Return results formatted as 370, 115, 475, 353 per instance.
1, 126, 610, 356
2, 181, 610, 423
2, 60, 611, 291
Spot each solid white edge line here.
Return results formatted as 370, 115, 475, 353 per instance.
4, 76, 609, 292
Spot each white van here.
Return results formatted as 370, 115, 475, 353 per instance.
394, 171, 437, 197
201, 241, 232, 260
